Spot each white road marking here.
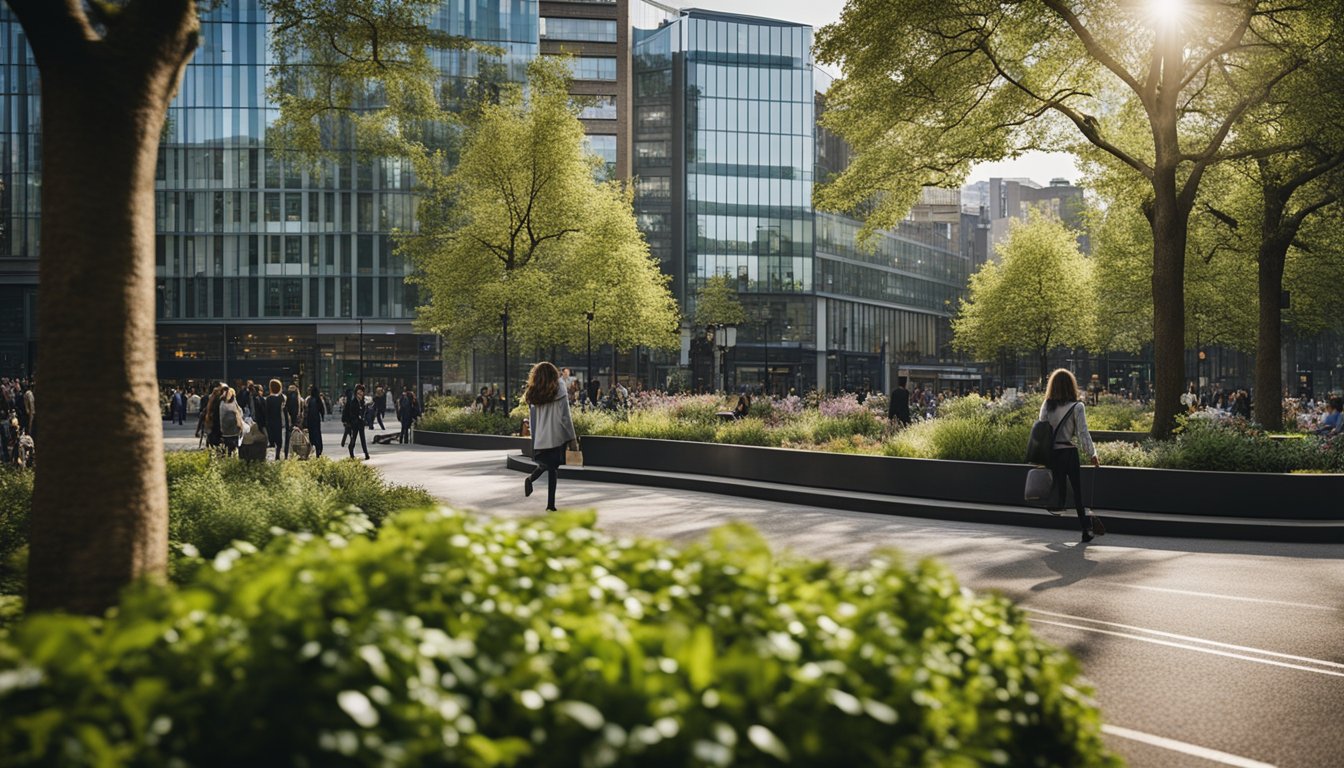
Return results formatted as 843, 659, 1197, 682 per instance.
1111, 583, 1339, 612
1025, 609, 1344, 670
1030, 619, 1344, 678
1101, 724, 1276, 768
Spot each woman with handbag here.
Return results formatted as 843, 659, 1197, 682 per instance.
1039, 369, 1105, 542
523, 362, 576, 512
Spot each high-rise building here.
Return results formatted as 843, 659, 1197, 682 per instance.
633, 9, 975, 393
0, 0, 538, 392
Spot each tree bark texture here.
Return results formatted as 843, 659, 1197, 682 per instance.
16, 1, 199, 614
1148, 176, 1189, 441
1254, 193, 1291, 431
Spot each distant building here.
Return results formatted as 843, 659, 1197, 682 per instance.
977, 176, 1090, 256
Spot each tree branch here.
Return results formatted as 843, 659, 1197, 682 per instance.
1041, 0, 1145, 97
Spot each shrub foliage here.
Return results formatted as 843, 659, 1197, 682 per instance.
0, 509, 1119, 767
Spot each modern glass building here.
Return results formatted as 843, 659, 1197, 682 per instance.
634, 9, 821, 392
0, 0, 538, 394
633, 9, 972, 393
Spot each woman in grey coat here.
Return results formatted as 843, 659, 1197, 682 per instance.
523, 362, 576, 512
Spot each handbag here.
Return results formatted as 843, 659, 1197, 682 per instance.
1023, 467, 1054, 501
1023, 402, 1079, 503
565, 439, 583, 467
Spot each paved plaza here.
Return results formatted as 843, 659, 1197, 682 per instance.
165, 422, 1344, 767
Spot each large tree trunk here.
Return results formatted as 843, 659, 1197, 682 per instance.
18, 2, 199, 614
1254, 227, 1291, 431
1148, 180, 1189, 440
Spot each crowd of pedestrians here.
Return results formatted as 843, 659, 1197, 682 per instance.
0, 378, 35, 467
189, 379, 421, 461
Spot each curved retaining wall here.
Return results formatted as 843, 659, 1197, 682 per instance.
575, 436, 1344, 521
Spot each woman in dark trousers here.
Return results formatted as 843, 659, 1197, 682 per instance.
522, 362, 576, 512
264, 379, 286, 461
345, 383, 370, 460
1039, 369, 1105, 542
305, 385, 326, 457
283, 383, 301, 458
397, 386, 418, 444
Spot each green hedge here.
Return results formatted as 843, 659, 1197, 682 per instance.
0, 455, 434, 600
0, 509, 1120, 767
417, 407, 525, 436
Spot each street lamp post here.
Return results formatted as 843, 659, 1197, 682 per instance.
358, 316, 364, 387
585, 304, 594, 393
763, 316, 771, 396
501, 308, 510, 409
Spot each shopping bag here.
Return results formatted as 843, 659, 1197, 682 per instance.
565, 439, 583, 467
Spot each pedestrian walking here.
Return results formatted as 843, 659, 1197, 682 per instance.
305, 385, 326, 457
345, 383, 370, 460
397, 386, 418, 444
1039, 369, 1105, 542
263, 379, 286, 461
522, 362, 577, 512
373, 385, 387, 430
283, 383, 301, 458
218, 386, 244, 457
888, 376, 912, 427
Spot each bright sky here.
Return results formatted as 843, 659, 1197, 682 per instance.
676, 0, 1082, 187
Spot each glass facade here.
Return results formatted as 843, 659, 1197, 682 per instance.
540, 17, 617, 42
0, 0, 537, 390
564, 56, 618, 81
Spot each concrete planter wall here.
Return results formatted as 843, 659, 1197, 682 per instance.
414, 430, 532, 453
577, 436, 1344, 520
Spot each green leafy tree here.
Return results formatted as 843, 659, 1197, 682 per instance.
952, 215, 1093, 383
692, 274, 747, 328
2, 0, 468, 614
815, 1, 1335, 438
1210, 43, 1344, 428
264, 0, 481, 161
406, 57, 679, 361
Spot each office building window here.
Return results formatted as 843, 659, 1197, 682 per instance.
583, 135, 618, 177
563, 56, 617, 81
541, 18, 617, 42
577, 95, 618, 120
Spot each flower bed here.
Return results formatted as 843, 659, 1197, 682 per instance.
421, 392, 1343, 474
0, 508, 1119, 767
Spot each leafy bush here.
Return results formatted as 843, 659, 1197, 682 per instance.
0, 509, 1119, 767
0, 469, 33, 598
417, 406, 523, 436
713, 417, 773, 447
1085, 402, 1148, 432
0, 457, 432, 599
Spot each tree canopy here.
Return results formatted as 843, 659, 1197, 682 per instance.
815, 0, 1340, 437
692, 274, 747, 328
952, 214, 1093, 382
405, 57, 678, 354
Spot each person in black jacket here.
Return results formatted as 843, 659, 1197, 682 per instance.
397, 386, 417, 444
305, 385, 326, 457
264, 379, 287, 461
283, 383, 301, 458
888, 376, 912, 427
345, 383, 370, 460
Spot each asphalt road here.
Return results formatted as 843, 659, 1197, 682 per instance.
166, 422, 1344, 767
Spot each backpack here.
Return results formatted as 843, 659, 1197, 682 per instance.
220, 403, 241, 435
1025, 402, 1078, 466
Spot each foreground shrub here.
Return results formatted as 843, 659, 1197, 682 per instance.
0, 457, 432, 599
0, 509, 1119, 767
